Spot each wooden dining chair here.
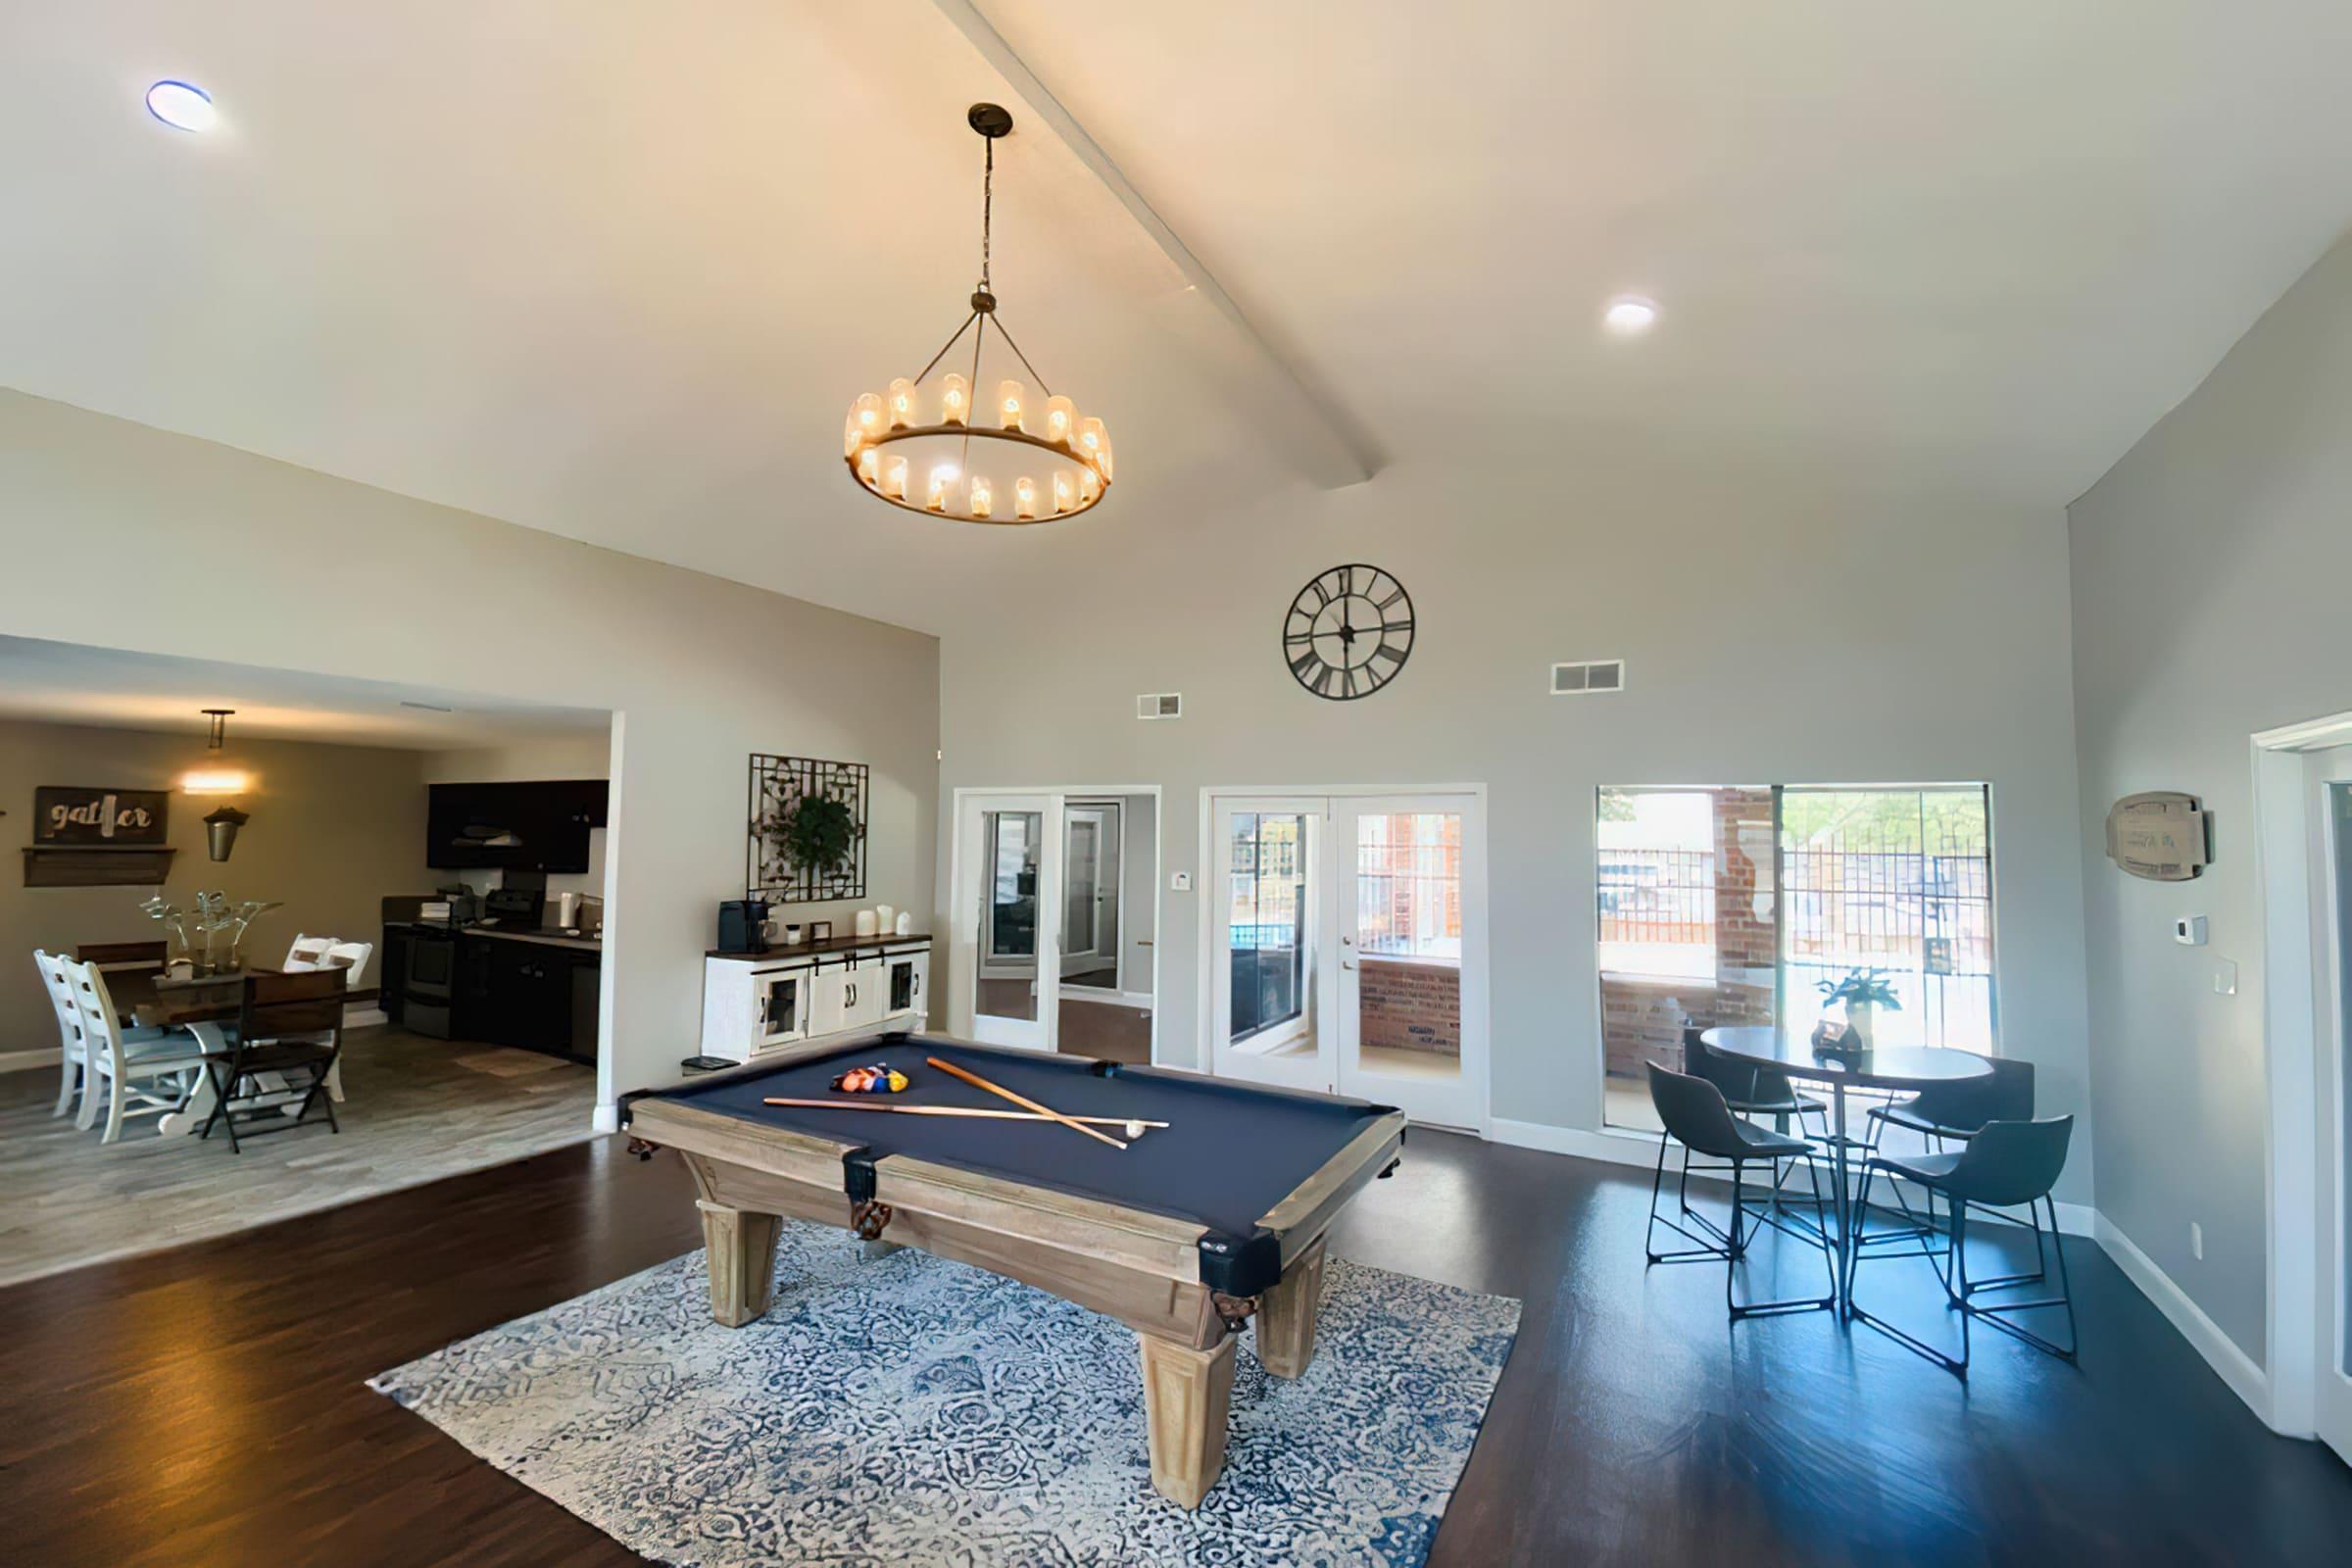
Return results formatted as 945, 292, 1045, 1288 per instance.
198, 968, 349, 1152
35, 951, 90, 1118
67, 958, 209, 1144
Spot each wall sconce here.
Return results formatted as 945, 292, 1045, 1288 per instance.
180, 769, 250, 794
203, 806, 249, 862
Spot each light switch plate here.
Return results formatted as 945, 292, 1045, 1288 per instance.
2214, 959, 2238, 997
1169, 871, 1192, 893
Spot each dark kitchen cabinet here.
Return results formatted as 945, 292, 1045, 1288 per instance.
427, 780, 607, 873
453, 932, 598, 1063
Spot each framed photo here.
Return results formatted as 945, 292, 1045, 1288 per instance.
808, 919, 833, 943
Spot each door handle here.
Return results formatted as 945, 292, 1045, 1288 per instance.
1341, 959, 1356, 970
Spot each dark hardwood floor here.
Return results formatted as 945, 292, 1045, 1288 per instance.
2, 1108, 2347, 1565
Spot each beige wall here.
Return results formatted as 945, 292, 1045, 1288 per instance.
3, 718, 432, 1050
2068, 228, 2352, 1365
0, 390, 941, 1117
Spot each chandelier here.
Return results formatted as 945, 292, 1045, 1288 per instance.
842, 104, 1112, 525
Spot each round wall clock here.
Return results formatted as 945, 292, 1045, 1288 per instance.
1283, 564, 1415, 701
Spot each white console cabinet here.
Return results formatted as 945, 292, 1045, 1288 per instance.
700, 935, 930, 1065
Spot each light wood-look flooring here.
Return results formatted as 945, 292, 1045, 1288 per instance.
0, 1025, 596, 1286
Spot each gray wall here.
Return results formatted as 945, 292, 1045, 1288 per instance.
2, 718, 433, 1048
0, 391, 940, 1115
935, 450, 2096, 1200
2068, 230, 2352, 1364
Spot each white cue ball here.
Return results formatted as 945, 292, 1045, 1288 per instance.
1125, 1119, 1148, 1139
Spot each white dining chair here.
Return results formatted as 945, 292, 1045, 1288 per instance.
68, 958, 209, 1144
36, 950, 89, 1118
318, 940, 373, 1102
284, 934, 335, 971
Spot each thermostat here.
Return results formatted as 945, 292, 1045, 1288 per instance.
2174, 915, 2207, 947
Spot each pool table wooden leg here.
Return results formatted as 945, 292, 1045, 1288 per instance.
697, 1200, 780, 1327
1255, 1238, 1327, 1380
1139, 1330, 1236, 1508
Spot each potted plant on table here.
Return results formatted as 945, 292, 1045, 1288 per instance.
1817, 967, 1901, 1048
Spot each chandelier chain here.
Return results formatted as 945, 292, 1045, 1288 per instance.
979, 135, 993, 293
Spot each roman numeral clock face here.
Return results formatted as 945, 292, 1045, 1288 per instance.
1283, 564, 1415, 701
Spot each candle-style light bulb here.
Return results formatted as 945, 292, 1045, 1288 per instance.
968, 473, 994, 519
1052, 469, 1076, 514
940, 373, 970, 427
887, 378, 917, 430
857, 447, 881, 487
1043, 395, 1077, 447
848, 393, 885, 455
996, 379, 1027, 431
881, 455, 908, 500
1076, 416, 1112, 482
1078, 466, 1101, 505
927, 464, 959, 513
1014, 476, 1039, 519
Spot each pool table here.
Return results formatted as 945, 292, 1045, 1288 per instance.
621, 1032, 1406, 1507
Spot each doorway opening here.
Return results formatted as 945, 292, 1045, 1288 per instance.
2254, 713, 2352, 1460
951, 787, 1159, 1064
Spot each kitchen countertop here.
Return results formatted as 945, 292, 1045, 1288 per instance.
386, 920, 602, 955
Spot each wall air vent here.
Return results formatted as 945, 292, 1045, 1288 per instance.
1551, 660, 1625, 696
1136, 692, 1184, 720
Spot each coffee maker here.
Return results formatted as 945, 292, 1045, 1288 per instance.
717, 899, 769, 954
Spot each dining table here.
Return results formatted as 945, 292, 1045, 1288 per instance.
135, 970, 380, 1137
1699, 1024, 1993, 1308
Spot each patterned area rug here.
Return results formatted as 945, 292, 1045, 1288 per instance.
371, 1223, 1518, 1566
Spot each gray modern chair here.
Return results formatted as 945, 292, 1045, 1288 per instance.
1847, 1114, 2078, 1376
1643, 1060, 1838, 1321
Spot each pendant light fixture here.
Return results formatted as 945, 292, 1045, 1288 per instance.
843, 104, 1113, 525
180, 708, 249, 796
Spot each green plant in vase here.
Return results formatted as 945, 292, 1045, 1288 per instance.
1817, 967, 1901, 1048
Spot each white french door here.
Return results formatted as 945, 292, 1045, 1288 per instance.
1206, 790, 1489, 1130
1061, 803, 1119, 982
956, 793, 1061, 1051
2310, 747, 2352, 1463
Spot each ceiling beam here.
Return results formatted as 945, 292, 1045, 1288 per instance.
931, 0, 1379, 490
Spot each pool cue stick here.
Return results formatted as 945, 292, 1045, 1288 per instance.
925, 1055, 1127, 1151
760, 1097, 1164, 1131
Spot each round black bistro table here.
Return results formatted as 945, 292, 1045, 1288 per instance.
1699, 1025, 1993, 1306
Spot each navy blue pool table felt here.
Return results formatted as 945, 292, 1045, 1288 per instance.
630, 1035, 1396, 1245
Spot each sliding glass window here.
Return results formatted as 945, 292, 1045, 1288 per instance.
1596, 783, 1995, 1133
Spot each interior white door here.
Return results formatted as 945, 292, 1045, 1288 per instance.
957, 793, 1061, 1051
1060, 804, 1117, 980
2310, 748, 2352, 1462
1208, 796, 1333, 1094
1334, 795, 1489, 1131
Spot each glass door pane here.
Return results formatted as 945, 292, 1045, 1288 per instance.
1338, 797, 1486, 1129
1209, 797, 1331, 1093
962, 794, 1059, 1049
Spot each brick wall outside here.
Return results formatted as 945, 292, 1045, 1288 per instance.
1600, 787, 1779, 1081
1358, 957, 1460, 1056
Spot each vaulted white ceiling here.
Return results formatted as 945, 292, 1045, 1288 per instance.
4, 2, 2349, 634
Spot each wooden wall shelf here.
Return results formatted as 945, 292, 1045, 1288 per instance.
23, 846, 178, 888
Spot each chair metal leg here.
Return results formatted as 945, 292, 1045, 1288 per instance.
1961, 1196, 2079, 1362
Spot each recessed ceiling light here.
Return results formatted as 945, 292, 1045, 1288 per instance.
145, 79, 218, 133
1603, 296, 1659, 336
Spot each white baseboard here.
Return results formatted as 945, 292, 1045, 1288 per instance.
592, 1102, 620, 1135
0, 1047, 62, 1075
2093, 1213, 2277, 1429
